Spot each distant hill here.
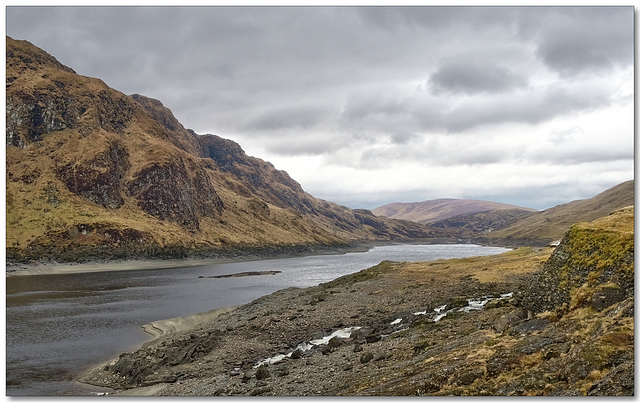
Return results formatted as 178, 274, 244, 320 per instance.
372, 181, 634, 247
372, 199, 536, 225
5, 37, 441, 263
479, 180, 634, 246
428, 208, 536, 237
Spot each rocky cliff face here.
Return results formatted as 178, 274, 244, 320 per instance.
519, 206, 634, 314
6, 37, 439, 263
6, 39, 135, 148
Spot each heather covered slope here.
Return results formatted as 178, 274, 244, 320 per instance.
6, 37, 439, 263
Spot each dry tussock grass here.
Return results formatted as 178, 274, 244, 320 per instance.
393, 246, 553, 284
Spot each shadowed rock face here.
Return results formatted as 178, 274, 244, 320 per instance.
128, 160, 224, 230
195, 133, 315, 215
6, 85, 135, 148
56, 140, 130, 209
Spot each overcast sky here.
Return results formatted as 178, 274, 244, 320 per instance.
6, 6, 635, 210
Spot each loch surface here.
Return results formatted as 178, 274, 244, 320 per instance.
6, 244, 509, 396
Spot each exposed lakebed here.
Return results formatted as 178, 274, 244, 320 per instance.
6, 244, 509, 396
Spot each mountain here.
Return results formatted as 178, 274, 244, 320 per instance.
5, 37, 441, 263
428, 208, 536, 237
479, 180, 634, 246
372, 199, 536, 225
372, 182, 634, 247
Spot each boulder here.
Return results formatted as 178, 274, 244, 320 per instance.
360, 352, 374, 364
255, 365, 270, 380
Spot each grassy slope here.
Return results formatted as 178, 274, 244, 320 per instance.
483, 180, 634, 244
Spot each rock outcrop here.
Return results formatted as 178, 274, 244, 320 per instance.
519, 206, 634, 313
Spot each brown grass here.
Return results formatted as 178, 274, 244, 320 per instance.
393, 246, 553, 284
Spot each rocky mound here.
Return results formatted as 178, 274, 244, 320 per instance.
80, 207, 634, 396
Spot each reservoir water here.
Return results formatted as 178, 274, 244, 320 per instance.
6, 244, 509, 396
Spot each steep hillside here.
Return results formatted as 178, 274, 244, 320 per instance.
372, 199, 535, 225
480, 180, 634, 246
5, 37, 440, 263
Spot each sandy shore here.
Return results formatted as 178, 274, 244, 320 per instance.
6, 258, 227, 277
142, 305, 240, 340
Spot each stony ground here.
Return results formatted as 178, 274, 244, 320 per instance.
81, 246, 634, 396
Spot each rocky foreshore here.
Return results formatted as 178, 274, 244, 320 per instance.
80, 206, 635, 397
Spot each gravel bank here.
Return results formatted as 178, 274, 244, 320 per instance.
80, 246, 634, 396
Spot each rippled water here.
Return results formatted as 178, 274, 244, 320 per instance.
5, 244, 509, 395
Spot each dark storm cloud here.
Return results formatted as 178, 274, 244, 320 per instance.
428, 61, 527, 95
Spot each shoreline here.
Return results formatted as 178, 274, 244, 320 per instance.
5, 243, 372, 277
141, 305, 240, 341
79, 306, 241, 397
5, 236, 543, 277
83, 245, 626, 396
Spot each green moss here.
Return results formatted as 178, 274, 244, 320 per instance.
564, 226, 633, 275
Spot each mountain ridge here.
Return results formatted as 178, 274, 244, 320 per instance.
6, 37, 441, 264
372, 181, 633, 246
372, 199, 536, 225
479, 180, 634, 245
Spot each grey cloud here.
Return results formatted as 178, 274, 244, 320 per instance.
436, 83, 613, 132
240, 104, 334, 132
428, 61, 528, 95
548, 126, 584, 144
341, 94, 408, 121
526, 143, 633, 165
356, 6, 519, 32
338, 77, 615, 136
264, 134, 341, 156
525, 7, 633, 76
6, 6, 633, 210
